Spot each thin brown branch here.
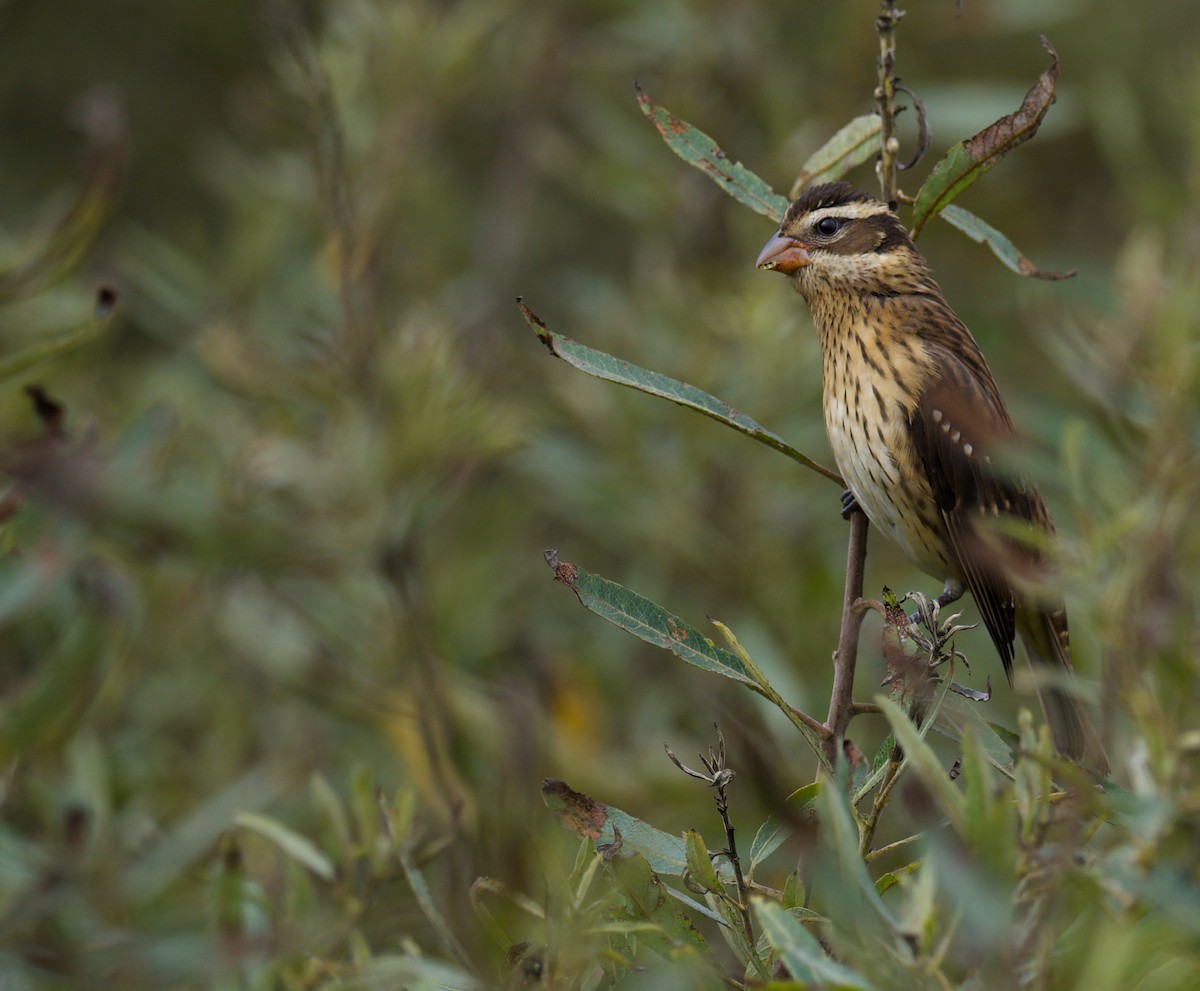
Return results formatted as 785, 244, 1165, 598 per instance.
860, 752, 904, 856
823, 508, 870, 768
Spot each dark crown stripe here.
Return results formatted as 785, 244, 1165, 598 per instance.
784, 181, 879, 225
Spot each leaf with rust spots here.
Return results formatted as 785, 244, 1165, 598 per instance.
540, 558, 756, 687
911, 37, 1060, 237
939, 204, 1075, 281
542, 779, 734, 882
542, 778, 608, 839
517, 301, 842, 485
635, 84, 788, 222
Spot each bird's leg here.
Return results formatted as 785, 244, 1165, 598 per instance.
906, 578, 964, 627
840, 488, 860, 521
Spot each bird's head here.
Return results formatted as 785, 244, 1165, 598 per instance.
756, 181, 930, 301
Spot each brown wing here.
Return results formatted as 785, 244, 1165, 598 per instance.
907, 350, 1046, 685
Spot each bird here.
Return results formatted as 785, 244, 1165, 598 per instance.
756, 180, 1107, 774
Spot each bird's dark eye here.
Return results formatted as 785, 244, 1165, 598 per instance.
815, 216, 843, 237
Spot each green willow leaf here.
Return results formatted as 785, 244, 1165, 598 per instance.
541, 778, 734, 884
911, 37, 1059, 237
755, 897, 879, 991
635, 85, 788, 222
607, 854, 712, 956
544, 556, 753, 686
930, 688, 1016, 778
0, 138, 122, 303
940, 204, 1075, 280
233, 811, 336, 881
684, 829, 724, 894
790, 114, 883, 198
0, 289, 118, 383
519, 301, 843, 485
877, 697, 967, 834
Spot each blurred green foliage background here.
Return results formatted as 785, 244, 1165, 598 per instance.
1, 0, 1198, 986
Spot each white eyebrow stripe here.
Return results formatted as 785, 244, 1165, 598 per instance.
803, 201, 892, 226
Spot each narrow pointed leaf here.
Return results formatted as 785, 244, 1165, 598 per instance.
607, 854, 711, 956
748, 816, 790, 874
520, 301, 842, 485
930, 690, 1016, 778
0, 290, 117, 383
755, 897, 879, 991
940, 204, 1075, 280
544, 556, 753, 686
0, 130, 123, 303
232, 811, 335, 881
541, 778, 734, 882
911, 37, 1059, 237
790, 115, 883, 197
816, 777, 899, 930
684, 829, 723, 894
636, 85, 788, 221
877, 697, 967, 833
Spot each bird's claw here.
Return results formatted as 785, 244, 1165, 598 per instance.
840, 488, 860, 521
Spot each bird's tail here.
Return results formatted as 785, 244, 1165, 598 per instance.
1017, 607, 1109, 777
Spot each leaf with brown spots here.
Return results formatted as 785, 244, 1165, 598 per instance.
541, 555, 755, 687
939, 204, 1075, 280
541, 778, 733, 882
911, 37, 1060, 237
636, 85, 789, 221
541, 778, 607, 839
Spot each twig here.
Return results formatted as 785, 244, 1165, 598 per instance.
823, 508, 870, 768
860, 751, 904, 856
875, 0, 905, 207
665, 729, 757, 954
864, 831, 923, 864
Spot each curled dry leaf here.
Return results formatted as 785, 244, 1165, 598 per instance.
911, 36, 1060, 237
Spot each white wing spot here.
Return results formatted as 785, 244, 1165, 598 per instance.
932, 409, 943, 423
951, 430, 961, 443
963, 443, 973, 456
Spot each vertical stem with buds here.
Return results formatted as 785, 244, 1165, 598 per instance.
822, 2, 907, 772
875, 1, 904, 208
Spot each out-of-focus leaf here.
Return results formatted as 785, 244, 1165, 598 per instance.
790, 115, 883, 197
748, 816, 789, 875
398, 842, 473, 970
233, 810, 336, 881
755, 897, 879, 991
875, 859, 923, 896
542, 778, 733, 882
0, 289, 117, 382
896, 859, 937, 951
782, 872, 806, 910
608, 854, 711, 957
940, 204, 1075, 280
636, 85, 788, 221
341, 953, 483, 991
520, 301, 843, 485
0, 103, 123, 303
932, 690, 1016, 778
787, 780, 822, 807
911, 37, 1059, 236
543, 557, 753, 686
815, 776, 899, 930
878, 697, 967, 834
684, 829, 723, 894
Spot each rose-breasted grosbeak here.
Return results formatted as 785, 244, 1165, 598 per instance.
757, 181, 1107, 774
